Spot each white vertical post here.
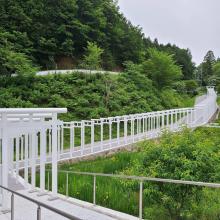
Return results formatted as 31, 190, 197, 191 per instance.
36, 133, 39, 159
151, 115, 153, 131
124, 118, 127, 141
167, 112, 169, 128
40, 128, 46, 191
145, 116, 148, 133
70, 125, 72, 151
1, 113, 9, 209
192, 109, 195, 125
72, 124, 75, 154
52, 113, 58, 195
9, 138, 13, 173
171, 112, 173, 130
132, 117, 135, 143
57, 126, 60, 159
148, 117, 151, 131
139, 181, 143, 220
61, 126, 64, 153
24, 134, 29, 185
16, 137, 19, 181
100, 120, 103, 150
190, 109, 193, 125
21, 136, 24, 160
156, 114, 159, 130
81, 121, 85, 155
31, 132, 36, 188
91, 121, 94, 152
70, 124, 73, 154
117, 118, 120, 145
145, 117, 148, 134
187, 109, 190, 126
109, 119, 112, 147
162, 113, 165, 128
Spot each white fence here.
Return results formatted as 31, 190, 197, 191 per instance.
0, 86, 218, 211
0, 108, 67, 209
59, 87, 217, 161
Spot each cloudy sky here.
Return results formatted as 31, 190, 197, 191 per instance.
118, 0, 220, 65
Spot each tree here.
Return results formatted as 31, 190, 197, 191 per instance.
184, 80, 198, 95
212, 61, 220, 92
157, 44, 195, 80
213, 61, 220, 77
81, 42, 104, 70
201, 50, 216, 85
0, 46, 37, 77
142, 48, 182, 89
124, 129, 219, 219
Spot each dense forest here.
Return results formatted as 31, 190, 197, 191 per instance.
0, 0, 209, 120
0, 0, 195, 75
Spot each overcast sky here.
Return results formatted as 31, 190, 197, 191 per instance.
118, 0, 220, 65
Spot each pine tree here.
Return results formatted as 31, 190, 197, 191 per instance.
201, 50, 216, 85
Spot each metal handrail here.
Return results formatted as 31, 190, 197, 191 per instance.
55, 170, 220, 188
0, 184, 81, 220
53, 170, 220, 220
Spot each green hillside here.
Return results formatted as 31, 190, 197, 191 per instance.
0, 70, 195, 121
0, 0, 195, 78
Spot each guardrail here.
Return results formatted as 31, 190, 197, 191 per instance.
36, 69, 120, 76
0, 182, 81, 220
54, 170, 220, 220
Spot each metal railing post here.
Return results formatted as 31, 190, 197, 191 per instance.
66, 172, 69, 197
37, 205, 41, 220
93, 175, 96, 205
139, 181, 143, 220
11, 193, 14, 220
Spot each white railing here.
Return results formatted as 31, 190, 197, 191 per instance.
59, 87, 217, 161
0, 87, 218, 217
0, 108, 67, 210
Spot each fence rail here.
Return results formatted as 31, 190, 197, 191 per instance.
54, 169, 220, 220
0, 184, 81, 220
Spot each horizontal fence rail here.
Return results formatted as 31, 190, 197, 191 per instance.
55, 170, 220, 188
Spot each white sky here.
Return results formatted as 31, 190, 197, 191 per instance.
118, 0, 220, 64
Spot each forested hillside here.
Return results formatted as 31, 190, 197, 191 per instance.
0, 0, 195, 76
0, 0, 215, 118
